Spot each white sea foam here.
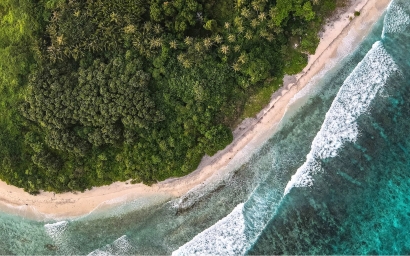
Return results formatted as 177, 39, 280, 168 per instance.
172, 170, 233, 211
172, 142, 258, 212
284, 41, 400, 195
88, 235, 133, 256
44, 220, 76, 254
382, 1, 410, 38
172, 203, 249, 256
44, 220, 69, 241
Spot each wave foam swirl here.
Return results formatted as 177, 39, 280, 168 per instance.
284, 41, 400, 195
44, 220, 76, 254
88, 235, 134, 256
172, 203, 249, 256
382, 1, 410, 38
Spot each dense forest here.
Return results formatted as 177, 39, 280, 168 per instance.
0, 0, 341, 193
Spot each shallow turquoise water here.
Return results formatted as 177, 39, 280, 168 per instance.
2, 1, 410, 254
248, 0, 410, 254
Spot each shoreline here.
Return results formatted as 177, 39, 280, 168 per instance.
0, 0, 391, 220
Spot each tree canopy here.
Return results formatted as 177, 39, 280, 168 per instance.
0, 0, 340, 193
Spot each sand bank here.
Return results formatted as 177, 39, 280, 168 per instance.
0, 0, 391, 220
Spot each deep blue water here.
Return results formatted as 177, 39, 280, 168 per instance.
1, 0, 409, 254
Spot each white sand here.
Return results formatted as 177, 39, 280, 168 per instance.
0, 0, 391, 220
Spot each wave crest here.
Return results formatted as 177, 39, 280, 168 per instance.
172, 203, 249, 256
285, 41, 400, 195
382, 0, 410, 38
88, 235, 134, 256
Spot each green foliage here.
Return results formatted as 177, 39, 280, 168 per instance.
270, 0, 293, 26
241, 78, 282, 119
300, 29, 320, 54
204, 20, 218, 32
203, 125, 233, 155
0, 0, 339, 193
354, 11, 361, 17
298, 2, 315, 21
283, 48, 308, 74
0, 0, 48, 194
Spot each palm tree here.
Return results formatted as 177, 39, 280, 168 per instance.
52, 11, 60, 21
56, 35, 64, 45
177, 53, 185, 64
251, 19, 259, 28
133, 39, 143, 50
269, 7, 276, 20
123, 14, 132, 25
88, 39, 101, 52
245, 30, 253, 40
203, 38, 213, 50
74, 10, 81, 17
232, 62, 240, 72
143, 22, 152, 32
169, 40, 178, 49
228, 34, 236, 43
46, 24, 57, 38
154, 24, 163, 34
144, 48, 154, 59
47, 45, 57, 60
123, 25, 136, 34
241, 8, 251, 18
220, 45, 229, 55
50, 44, 64, 62
224, 22, 231, 30
252, 1, 261, 13
266, 34, 274, 42
184, 36, 193, 46
110, 12, 119, 23
234, 45, 241, 52
234, 0, 242, 11
258, 12, 266, 21
150, 37, 163, 49
238, 53, 247, 64
234, 17, 243, 27
259, 29, 268, 38
182, 59, 192, 68
194, 42, 203, 53
267, 20, 276, 29
214, 34, 223, 44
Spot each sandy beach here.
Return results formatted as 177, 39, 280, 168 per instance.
0, 0, 392, 220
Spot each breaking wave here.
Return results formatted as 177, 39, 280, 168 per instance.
382, 0, 410, 38
87, 235, 134, 256
44, 220, 76, 254
284, 41, 400, 195
174, 3, 403, 253
172, 203, 248, 255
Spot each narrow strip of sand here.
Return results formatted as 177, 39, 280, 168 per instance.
0, 0, 391, 220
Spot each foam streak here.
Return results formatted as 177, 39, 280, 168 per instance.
284, 41, 400, 195
88, 235, 134, 256
172, 203, 249, 256
382, 1, 410, 38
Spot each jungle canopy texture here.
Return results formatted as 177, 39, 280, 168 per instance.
0, 0, 339, 193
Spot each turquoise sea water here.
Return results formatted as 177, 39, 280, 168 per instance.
1, 0, 410, 254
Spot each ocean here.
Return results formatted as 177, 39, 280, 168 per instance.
1, 0, 410, 254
